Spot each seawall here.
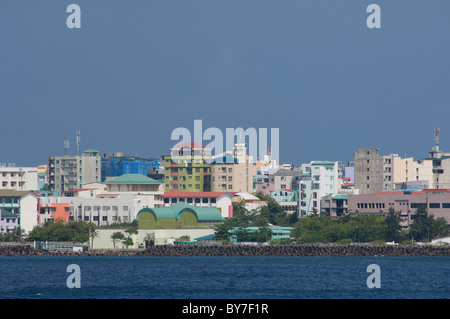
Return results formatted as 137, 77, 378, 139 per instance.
1, 244, 450, 256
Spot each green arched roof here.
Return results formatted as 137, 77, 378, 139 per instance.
137, 202, 223, 222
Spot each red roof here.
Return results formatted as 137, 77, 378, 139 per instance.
172, 142, 205, 149
162, 192, 230, 198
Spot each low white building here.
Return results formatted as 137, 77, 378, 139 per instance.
0, 190, 39, 234
232, 192, 266, 212
39, 174, 164, 226
0, 166, 38, 191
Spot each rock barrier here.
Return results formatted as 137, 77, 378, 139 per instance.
1, 244, 450, 256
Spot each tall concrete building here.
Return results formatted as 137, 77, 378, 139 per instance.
354, 149, 402, 194
48, 149, 101, 194
354, 148, 436, 194
211, 144, 256, 193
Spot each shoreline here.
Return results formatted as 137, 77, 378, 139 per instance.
1, 243, 449, 257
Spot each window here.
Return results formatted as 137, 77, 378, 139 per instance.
195, 184, 200, 189
429, 203, 440, 209
411, 203, 426, 209
443, 203, 450, 208
228, 184, 233, 189
228, 176, 232, 181
202, 198, 208, 203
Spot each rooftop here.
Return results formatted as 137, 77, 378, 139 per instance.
137, 202, 223, 222
105, 174, 163, 185
162, 191, 232, 198
172, 142, 206, 150
0, 190, 36, 198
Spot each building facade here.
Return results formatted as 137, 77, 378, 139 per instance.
162, 143, 212, 192
49, 149, 101, 194
211, 145, 256, 193
298, 161, 340, 216
101, 153, 160, 182
270, 189, 298, 215
161, 191, 233, 218
348, 189, 450, 227
0, 165, 38, 191
0, 190, 39, 234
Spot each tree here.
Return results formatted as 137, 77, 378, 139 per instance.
144, 232, 155, 247
122, 227, 138, 249
88, 222, 99, 248
431, 217, 450, 239
406, 206, 448, 242
122, 237, 134, 249
408, 206, 433, 242
111, 231, 125, 249
384, 207, 402, 242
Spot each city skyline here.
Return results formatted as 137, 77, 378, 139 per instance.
2, 1, 450, 167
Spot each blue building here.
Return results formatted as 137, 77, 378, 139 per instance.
101, 155, 159, 182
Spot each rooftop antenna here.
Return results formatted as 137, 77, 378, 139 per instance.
64, 134, 70, 156
76, 129, 81, 156
434, 127, 440, 151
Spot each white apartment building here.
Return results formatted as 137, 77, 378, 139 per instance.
0, 190, 39, 234
298, 161, 340, 216
0, 165, 38, 191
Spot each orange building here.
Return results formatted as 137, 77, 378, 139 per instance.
38, 201, 70, 225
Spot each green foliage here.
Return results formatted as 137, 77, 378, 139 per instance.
233, 226, 272, 243
292, 214, 390, 244
27, 220, 90, 243
385, 207, 402, 242
407, 206, 450, 242
111, 231, 125, 248
122, 237, 134, 248
176, 235, 191, 241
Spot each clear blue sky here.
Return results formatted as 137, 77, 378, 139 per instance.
1, 1, 450, 167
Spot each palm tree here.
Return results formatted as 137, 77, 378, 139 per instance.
88, 222, 99, 248
143, 232, 155, 248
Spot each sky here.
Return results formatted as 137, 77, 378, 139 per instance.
1, 1, 450, 167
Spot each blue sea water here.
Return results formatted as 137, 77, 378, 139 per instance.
0, 256, 448, 299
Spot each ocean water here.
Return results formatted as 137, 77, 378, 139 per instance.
0, 256, 448, 299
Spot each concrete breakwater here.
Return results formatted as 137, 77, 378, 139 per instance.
1, 244, 450, 256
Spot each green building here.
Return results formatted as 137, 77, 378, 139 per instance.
229, 226, 294, 243
136, 202, 223, 229
162, 142, 211, 192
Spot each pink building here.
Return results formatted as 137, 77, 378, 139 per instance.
348, 189, 450, 228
